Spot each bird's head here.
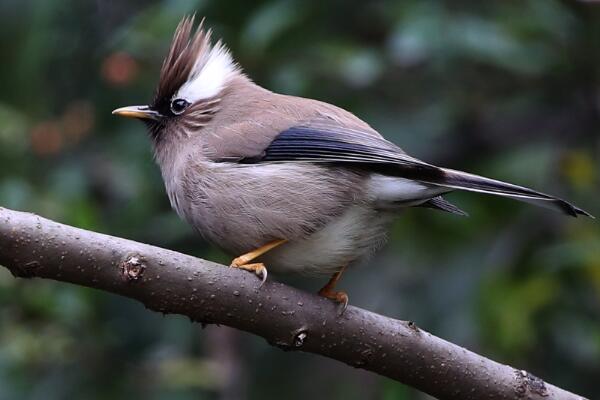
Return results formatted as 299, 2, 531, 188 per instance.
113, 16, 241, 142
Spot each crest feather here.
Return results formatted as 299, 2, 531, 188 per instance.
154, 16, 238, 107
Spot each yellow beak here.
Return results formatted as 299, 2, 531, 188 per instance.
112, 105, 162, 121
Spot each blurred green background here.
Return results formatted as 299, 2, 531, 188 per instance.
0, 0, 599, 399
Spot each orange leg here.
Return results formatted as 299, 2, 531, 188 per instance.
230, 239, 287, 286
318, 265, 349, 314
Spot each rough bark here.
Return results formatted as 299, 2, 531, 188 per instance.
0, 207, 587, 400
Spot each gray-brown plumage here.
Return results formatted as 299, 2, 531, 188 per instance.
113, 16, 591, 306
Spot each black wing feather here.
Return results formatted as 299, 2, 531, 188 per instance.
418, 196, 469, 217
243, 125, 446, 181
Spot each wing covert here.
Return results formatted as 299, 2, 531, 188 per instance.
237, 119, 444, 181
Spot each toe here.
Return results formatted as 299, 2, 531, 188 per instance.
230, 257, 242, 268
318, 290, 349, 315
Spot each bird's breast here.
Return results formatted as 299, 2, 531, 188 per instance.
169, 160, 372, 263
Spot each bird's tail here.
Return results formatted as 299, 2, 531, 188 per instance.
425, 168, 593, 218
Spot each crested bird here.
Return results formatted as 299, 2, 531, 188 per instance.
113, 16, 592, 311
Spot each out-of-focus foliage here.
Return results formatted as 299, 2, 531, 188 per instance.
0, 0, 599, 399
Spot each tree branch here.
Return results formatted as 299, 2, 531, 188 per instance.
0, 207, 587, 400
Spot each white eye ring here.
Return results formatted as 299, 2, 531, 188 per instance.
170, 98, 190, 115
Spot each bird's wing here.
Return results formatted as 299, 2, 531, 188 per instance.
237, 118, 444, 180
229, 117, 590, 218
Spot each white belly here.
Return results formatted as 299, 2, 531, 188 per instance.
261, 204, 393, 275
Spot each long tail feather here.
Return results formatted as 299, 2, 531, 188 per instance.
425, 168, 593, 218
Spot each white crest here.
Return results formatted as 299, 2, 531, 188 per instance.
174, 41, 237, 104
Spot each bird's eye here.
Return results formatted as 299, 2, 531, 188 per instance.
170, 98, 190, 115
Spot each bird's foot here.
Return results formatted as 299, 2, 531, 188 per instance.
228, 239, 287, 287
318, 265, 349, 315
318, 287, 349, 315
230, 261, 268, 287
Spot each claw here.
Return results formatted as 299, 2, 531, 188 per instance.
230, 262, 268, 287
319, 289, 349, 315
336, 292, 349, 316
256, 265, 268, 287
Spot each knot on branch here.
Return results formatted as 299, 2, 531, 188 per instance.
293, 330, 308, 347
515, 369, 549, 398
121, 255, 146, 281
271, 327, 309, 350
407, 320, 420, 333
11, 260, 43, 278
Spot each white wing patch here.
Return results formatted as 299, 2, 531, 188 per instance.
174, 42, 237, 104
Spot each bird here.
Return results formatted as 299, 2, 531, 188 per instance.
113, 16, 592, 311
